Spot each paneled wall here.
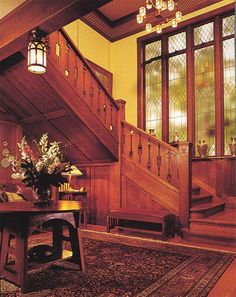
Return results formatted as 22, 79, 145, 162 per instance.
0, 118, 22, 184
192, 157, 236, 198
73, 164, 120, 225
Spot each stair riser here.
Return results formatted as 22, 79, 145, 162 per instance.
190, 205, 225, 218
191, 197, 212, 207
190, 223, 236, 235
182, 231, 236, 247
192, 189, 200, 195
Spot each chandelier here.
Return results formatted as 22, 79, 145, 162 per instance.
136, 0, 183, 34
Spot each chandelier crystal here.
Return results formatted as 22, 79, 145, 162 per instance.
136, 0, 183, 34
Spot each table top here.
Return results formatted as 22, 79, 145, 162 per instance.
0, 201, 86, 214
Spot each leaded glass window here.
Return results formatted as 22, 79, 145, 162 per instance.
223, 15, 235, 37
145, 60, 162, 139
142, 12, 235, 157
169, 32, 186, 53
194, 22, 214, 45
169, 54, 187, 142
195, 46, 215, 156
145, 40, 161, 61
223, 16, 236, 155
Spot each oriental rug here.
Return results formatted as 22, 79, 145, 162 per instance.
0, 237, 234, 297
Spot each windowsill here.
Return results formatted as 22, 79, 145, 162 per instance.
192, 155, 235, 161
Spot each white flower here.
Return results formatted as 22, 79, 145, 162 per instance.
35, 161, 43, 172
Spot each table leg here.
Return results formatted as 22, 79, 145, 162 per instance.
68, 224, 84, 268
52, 222, 63, 259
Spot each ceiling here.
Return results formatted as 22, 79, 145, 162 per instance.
82, 0, 225, 41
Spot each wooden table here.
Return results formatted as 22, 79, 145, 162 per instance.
59, 191, 87, 227
0, 201, 86, 293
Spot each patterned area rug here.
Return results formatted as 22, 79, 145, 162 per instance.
0, 237, 234, 297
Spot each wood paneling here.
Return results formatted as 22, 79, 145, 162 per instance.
0, 120, 22, 184
122, 157, 179, 214
192, 158, 236, 199
0, 31, 119, 164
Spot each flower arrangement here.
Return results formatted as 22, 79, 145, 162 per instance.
9, 133, 71, 198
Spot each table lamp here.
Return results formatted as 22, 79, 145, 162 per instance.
61, 165, 83, 191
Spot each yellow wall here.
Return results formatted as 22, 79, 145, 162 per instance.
64, 21, 110, 70
65, 0, 234, 126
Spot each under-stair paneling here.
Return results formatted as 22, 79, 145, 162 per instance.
193, 158, 236, 200
122, 157, 179, 214
0, 119, 22, 184
121, 176, 170, 212
0, 41, 118, 163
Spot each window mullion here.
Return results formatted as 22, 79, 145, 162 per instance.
162, 35, 169, 142
186, 25, 194, 145
214, 16, 224, 156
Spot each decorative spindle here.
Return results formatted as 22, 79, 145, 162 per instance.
74, 57, 78, 81
167, 150, 172, 182
110, 105, 113, 131
65, 44, 70, 77
147, 138, 151, 170
56, 31, 60, 67
82, 66, 86, 96
104, 103, 107, 124
138, 132, 142, 164
97, 86, 101, 114
157, 143, 161, 176
129, 128, 134, 157
90, 77, 93, 106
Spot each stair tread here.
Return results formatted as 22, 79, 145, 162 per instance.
190, 210, 236, 225
182, 227, 236, 239
191, 201, 225, 212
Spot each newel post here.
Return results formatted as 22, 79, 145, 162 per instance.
111, 99, 126, 209
178, 142, 192, 228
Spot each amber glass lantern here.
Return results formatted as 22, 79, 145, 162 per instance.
28, 29, 48, 74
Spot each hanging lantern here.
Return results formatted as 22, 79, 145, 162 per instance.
28, 29, 48, 74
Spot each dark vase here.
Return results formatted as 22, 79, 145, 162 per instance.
33, 186, 52, 206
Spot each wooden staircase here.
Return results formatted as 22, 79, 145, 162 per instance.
182, 185, 236, 247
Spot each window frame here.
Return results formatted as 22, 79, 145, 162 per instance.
137, 4, 235, 156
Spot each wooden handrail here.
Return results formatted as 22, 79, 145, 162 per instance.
59, 29, 119, 110
121, 121, 192, 227
47, 29, 119, 140
122, 121, 179, 154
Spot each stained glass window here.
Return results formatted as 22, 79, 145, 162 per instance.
195, 46, 215, 156
168, 32, 186, 53
223, 39, 236, 155
143, 13, 235, 156
145, 60, 162, 139
169, 54, 187, 142
194, 22, 214, 45
223, 15, 235, 37
145, 40, 161, 61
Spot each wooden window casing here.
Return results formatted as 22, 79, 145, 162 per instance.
137, 5, 235, 157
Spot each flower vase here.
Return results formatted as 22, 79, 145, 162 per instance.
229, 137, 236, 156
197, 140, 208, 158
33, 186, 52, 206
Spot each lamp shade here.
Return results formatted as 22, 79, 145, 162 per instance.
28, 40, 46, 74
27, 29, 48, 74
62, 165, 83, 176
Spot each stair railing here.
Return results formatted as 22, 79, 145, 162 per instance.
47, 29, 119, 140
121, 121, 192, 227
